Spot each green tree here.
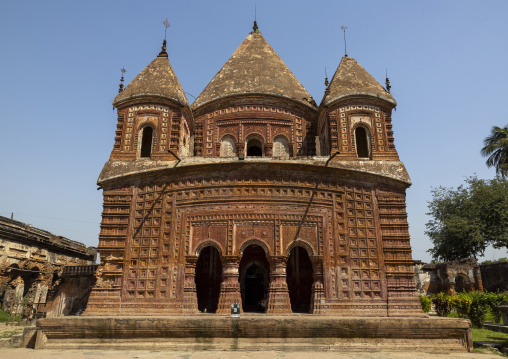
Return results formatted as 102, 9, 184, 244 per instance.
426, 176, 508, 261
481, 125, 508, 177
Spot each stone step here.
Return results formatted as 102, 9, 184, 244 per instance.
34, 315, 473, 353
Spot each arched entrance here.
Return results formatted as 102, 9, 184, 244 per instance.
246, 139, 263, 157
240, 245, 269, 312
454, 274, 470, 294
287, 246, 313, 313
195, 246, 222, 313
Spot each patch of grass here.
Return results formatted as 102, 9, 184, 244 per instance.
0, 328, 23, 339
0, 309, 21, 323
473, 345, 508, 357
472, 327, 508, 345
447, 308, 503, 323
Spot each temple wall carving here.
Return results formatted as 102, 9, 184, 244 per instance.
87, 168, 421, 316
194, 102, 315, 157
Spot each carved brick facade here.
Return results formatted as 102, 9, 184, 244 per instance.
86, 27, 422, 317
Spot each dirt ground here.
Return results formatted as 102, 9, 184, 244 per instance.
0, 322, 24, 338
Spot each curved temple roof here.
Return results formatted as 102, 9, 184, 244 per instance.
322, 56, 396, 107
113, 50, 189, 108
192, 31, 315, 110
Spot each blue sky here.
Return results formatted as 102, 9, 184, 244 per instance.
1, 1, 507, 263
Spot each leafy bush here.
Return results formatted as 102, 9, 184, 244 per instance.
484, 291, 506, 324
450, 292, 472, 318
432, 292, 451, 317
481, 257, 508, 265
467, 291, 490, 327
419, 295, 432, 313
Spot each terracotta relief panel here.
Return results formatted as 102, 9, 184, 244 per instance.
235, 222, 275, 255
281, 223, 318, 256
190, 222, 228, 255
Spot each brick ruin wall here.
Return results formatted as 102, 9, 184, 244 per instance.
0, 217, 96, 317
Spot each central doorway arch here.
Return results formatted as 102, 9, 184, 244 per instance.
246, 139, 263, 157
195, 246, 222, 313
239, 244, 269, 312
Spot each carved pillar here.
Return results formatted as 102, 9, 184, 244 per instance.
182, 256, 198, 313
236, 143, 244, 156
264, 143, 273, 157
310, 256, 325, 314
216, 256, 242, 314
266, 256, 292, 314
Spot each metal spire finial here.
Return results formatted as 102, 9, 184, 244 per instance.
324, 67, 329, 87
118, 67, 126, 93
163, 18, 171, 40
159, 19, 170, 57
385, 69, 391, 93
340, 25, 348, 57
252, 5, 259, 32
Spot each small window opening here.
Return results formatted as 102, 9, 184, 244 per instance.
247, 139, 263, 157
140, 127, 153, 158
355, 127, 370, 158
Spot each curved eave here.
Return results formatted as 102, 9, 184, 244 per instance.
97, 158, 411, 189
322, 92, 397, 109
113, 93, 189, 110
113, 94, 194, 127
191, 93, 318, 118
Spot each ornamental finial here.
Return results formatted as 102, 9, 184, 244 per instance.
118, 67, 126, 93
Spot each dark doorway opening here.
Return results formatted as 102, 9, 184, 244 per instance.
22, 267, 39, 297
247, 139, 263, 157
140, 127, 153, 158
240, 245, 269, 312
454, 275, 469, 294
195, 246, 222, 313
355, 127, 370, 158
287, 246, 313, 313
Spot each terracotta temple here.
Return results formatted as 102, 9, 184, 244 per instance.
86, 23, 422, 317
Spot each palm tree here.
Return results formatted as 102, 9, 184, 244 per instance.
481, 125, 508, 177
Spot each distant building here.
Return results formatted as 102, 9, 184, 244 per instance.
87, 23, 422, 316
480, 260, 508, 292
0, 215, 96, 317
413, 258, 483, 296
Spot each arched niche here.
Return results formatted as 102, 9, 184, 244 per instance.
273, 136, 289, 158
220, 135, 237, 158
